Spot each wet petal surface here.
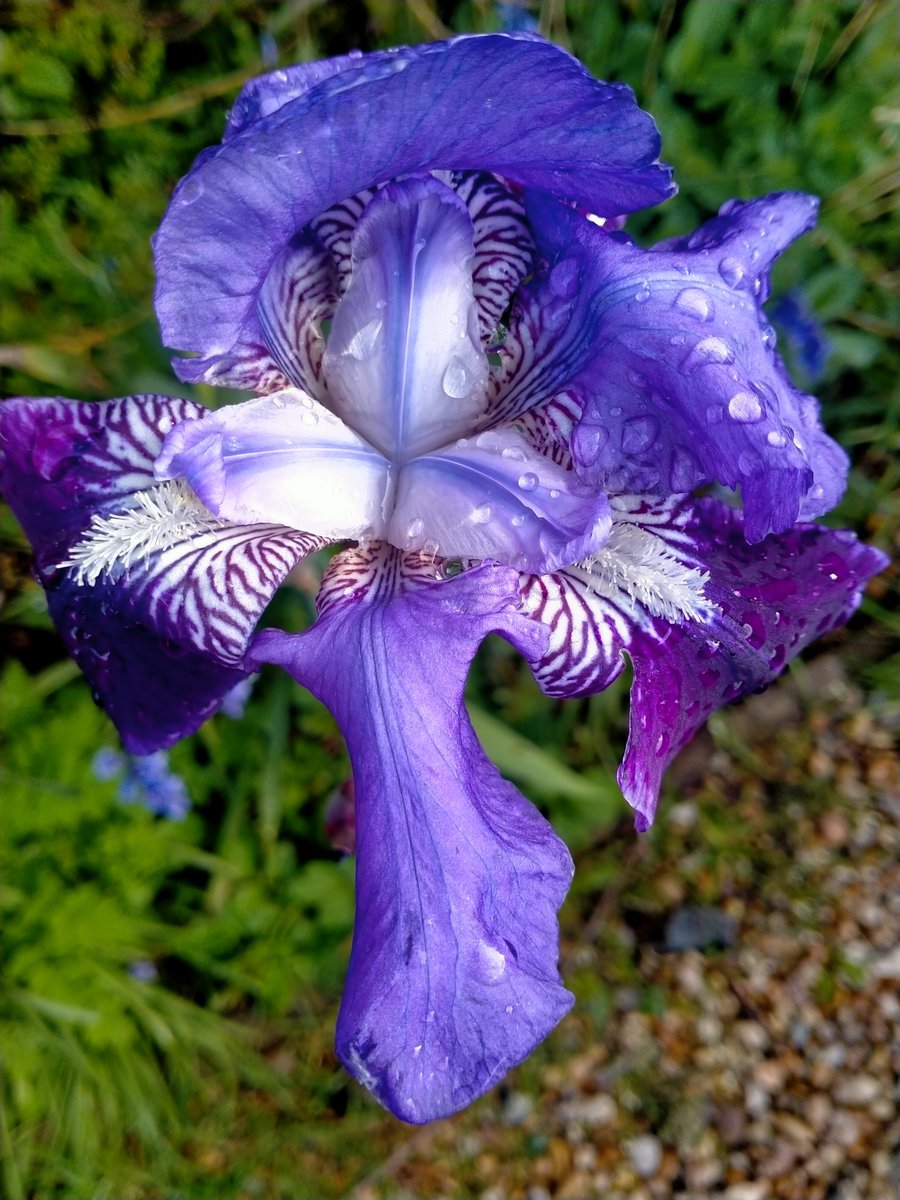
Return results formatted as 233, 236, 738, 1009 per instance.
250, 548, 574, 1123
323, 176, 488, 461
155, 390, 393, 540
155, 34, 672, 373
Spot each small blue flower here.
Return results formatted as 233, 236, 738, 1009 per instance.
93, 747, 190, 820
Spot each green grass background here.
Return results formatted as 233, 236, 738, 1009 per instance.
1, 1, 897, 1196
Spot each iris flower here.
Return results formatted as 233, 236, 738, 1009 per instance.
0, 35, 886, 1123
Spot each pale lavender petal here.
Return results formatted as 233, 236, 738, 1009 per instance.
155, 390, 393, 540
155, 35, 672, 369
387, 428, 611, 573
323, 176, 488, 461
250, 546, 573, 1123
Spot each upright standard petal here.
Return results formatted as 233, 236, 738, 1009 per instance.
499, 193, 845, 541
0, 395, 319, 751
154, 35, 672, 372
155, 389, 394, 541
250, 548, 574, 1123
521, 494, 887, 829
323, 176, 488, 461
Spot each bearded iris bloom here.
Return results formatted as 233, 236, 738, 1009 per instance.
0, 35, 887, 1123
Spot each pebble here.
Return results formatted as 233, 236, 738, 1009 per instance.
834, 1074, 883, 1106
625, 1135, 663, 1179
557, 1094, 617, 1127
723, 1183, 771, 1200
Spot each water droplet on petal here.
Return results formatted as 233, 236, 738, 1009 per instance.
179, 177, 204, 205
741, 611, 767, 649
300, 410, 319, 426
548, 488, 561, 500
406, 517, 425, 539
442, 356, 474, 399
511, 514, 526, 527
632, 281, 651, 304
471, 504, 492, 524
572, 423, 609, 461
501, 445, 527, 461
621, 415, 660, 453
681, 337, 734, 370
517, 472, 539, 492
728, 391, 763, 423
719, 255, 745, 287
674, 288, 713, 322
346, 318, 383, 361
670, 446, 700, 491
766, 429, 787, 447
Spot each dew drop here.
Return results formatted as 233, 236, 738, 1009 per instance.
573, 423, 609, 460
632, 281, 651, 304
179, 177, 204, 205
225, 437, 243, 453
740, 611, 767, 649
517, 471, 539, 492
406, 517, 425, 539
346, 317, 383, 361
674, 288, 713, 322
621, 415, 659, 453
471, 504, 492, 524
442, 356, 474, 399
719, 256, 745, 287
300, 410, 319, 426
501, 445, 527, 462
511, 514, 526, 527
670, 446, 700, 491
681, 337, 734, 370
766, 429, 787, 447
728, 391, 763, 423
549, 488, 561, 499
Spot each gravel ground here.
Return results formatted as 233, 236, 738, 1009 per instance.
346, 654, 900, 1200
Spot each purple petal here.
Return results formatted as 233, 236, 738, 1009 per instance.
155, 390, 393, 540
387, 428, 611, 573
154, 35, 672, 370
0, 394, 203, 571
250, 547, 574, 1123
322, 176, 488, 460
0, 395, 318, 751
498, 193, 846, 541
519, 493, 887, 829
619, 502, 887, 829
47, 570, 248, 753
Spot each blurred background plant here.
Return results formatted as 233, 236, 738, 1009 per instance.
1, 2, 897, 1198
